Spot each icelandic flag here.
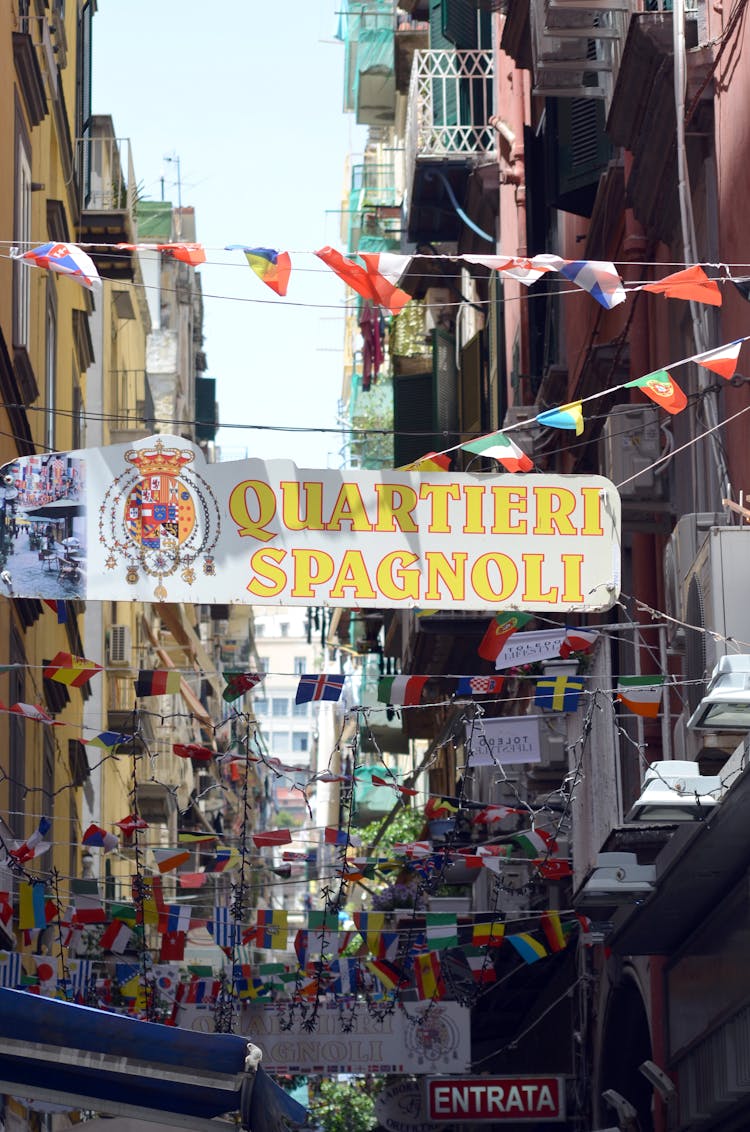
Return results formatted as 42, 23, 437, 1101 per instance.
295, 673, 346, 704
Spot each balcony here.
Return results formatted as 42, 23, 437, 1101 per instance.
76, 116, 137, 280
404, 50, 495, 245
346, 161, 401, 256
341, 0, 396, 125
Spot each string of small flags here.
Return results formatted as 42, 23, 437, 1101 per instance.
12, 241, 745, 318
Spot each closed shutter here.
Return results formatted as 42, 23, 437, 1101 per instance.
459, 329, 485, 439
393, 370, 435, 467
432, 328, 458, 442
546, 97, 612, 218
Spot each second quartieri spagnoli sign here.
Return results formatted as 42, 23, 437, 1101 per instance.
0, 435, 621, 609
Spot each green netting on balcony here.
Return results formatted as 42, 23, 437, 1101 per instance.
341, 1, 395, 113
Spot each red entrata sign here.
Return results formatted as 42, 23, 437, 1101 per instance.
427, 1077, 566, 1123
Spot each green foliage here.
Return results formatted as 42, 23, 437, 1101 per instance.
309, 1078, 378, 1132
350, 376, 394, 469
359, 804, 425, 854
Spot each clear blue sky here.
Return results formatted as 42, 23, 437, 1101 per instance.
92, 1, 364, 467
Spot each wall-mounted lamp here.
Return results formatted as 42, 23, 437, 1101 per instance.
687, 654, 750, 731
626, 760, 723, 822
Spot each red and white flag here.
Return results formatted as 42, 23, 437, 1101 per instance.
693, 339, 743, 380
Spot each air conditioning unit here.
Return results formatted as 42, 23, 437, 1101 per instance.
600, 405, 666, 500
108, 624, 132, 666
682, 525, 750, 716
529, 0, 615, 98
663, 513, 725, 651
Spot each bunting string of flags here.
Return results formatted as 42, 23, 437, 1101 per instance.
0, 902, 587, 1006
10, 241, 750, 321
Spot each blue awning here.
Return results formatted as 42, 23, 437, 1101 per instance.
0, 989, 307, 1132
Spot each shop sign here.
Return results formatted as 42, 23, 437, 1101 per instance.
427, 1077, 566, 1122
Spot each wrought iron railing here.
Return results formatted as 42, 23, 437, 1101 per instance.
405, 49, 495, 164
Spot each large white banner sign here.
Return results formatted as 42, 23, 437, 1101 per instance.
0, 435, 621, 610
176, 1000, 471, 1073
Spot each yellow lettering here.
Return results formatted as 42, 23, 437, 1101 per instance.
326, 482, 373, 532
375, 552, 420, 601
424, 551, 467, 602
462, 485, 486, 534
491, 486, 528, 534
533, 487, 577, 535
521, 554, 558, 603
280, 480, 324, 532
419, 482, 460, 533
229, 480, 277, 542
374, 483, 418, 533
329, 550, 377, 599
580, 487, 604, 535
561, 554, 585, 602
246, 547, 286, 597
290, 549, 335, 598
471, 553, 518, 602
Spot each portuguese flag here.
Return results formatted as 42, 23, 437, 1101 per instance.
625, 369, 687, 415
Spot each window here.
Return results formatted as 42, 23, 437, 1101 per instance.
293, 700, 309, 718
258, 656, 269, 673
255, 623, 265, 637
252, 697, 268, 716
292, 733, 309, 753
271, 732, 290, 753
279, 622, 289, 637
13, 131, 32, 349
293, 656, 306, 674
272, 697, 289, 717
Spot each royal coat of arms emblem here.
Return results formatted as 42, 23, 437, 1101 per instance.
99, 439, 220, 599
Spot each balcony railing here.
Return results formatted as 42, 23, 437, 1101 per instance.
405, 49, 495, 165
76, 133, 136, 217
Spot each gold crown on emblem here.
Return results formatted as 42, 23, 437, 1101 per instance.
125, 439, 195, 475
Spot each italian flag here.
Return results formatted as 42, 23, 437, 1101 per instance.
625, 369, 687, 415
617, 675, 665, 718
693, 339, 743, 380
460, 430, 534, 472
513, 829, 557, 858
377, 674, 428, 706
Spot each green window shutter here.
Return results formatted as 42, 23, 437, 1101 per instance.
432, 328, 458, 441
546, 97, 612, 218
393, 371, 435, 467
441, 0, 478, 48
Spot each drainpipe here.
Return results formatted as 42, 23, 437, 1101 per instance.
623, 158, 660, 717
673, 0, 730, 498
